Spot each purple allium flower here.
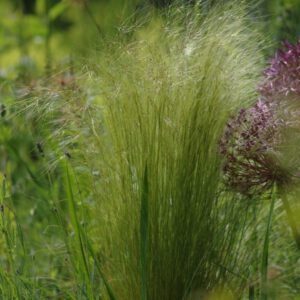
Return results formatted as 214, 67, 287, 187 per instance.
260, 41, 300, 100
220, 99, 292, 195
220, 41, 300, 195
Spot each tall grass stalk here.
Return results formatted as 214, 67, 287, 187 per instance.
64, 163, 94, 299
280, 191, 300, 251
140, 165, 149, 300
260, 186, 276, 300
0, 173, 30, 298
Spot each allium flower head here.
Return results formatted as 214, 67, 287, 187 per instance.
260, 41, 300, 100
221, 41, 300, 195
220, 100, 291, 195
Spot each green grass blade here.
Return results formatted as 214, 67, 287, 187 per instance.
85, 238, 117, 300
64, 162, 93, 299
280, 191, 300, 251
140, 164, 149, 300
260, 185, 276, 300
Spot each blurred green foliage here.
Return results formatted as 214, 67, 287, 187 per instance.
262, 0, 300, 46
0, 0, 299, 76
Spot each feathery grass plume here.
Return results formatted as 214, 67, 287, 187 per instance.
20, 1, 265, 298
87, 2, 264, 298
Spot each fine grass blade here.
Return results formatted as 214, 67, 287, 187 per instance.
65, 162, 117, 300
140, 164, 149, 300
85, 238, 117, 300
260, 185, 276, 300
64, 162, 93, 299
280, 191, 300, 251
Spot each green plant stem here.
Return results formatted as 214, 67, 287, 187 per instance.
140, 164, 149, 300
84, 1, 103, 36
45, 1, 52, 76
280, 191, 300, 251
260, 185, 276, 300
64, 162, 94, 300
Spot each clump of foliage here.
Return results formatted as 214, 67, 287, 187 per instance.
262, 0, 300, 46
23, 2, 267, 299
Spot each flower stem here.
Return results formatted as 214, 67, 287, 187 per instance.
280, 191, 300, 251
260, 185, 276, 300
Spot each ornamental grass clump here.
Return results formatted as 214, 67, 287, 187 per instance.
23, 2, 266, 298
81, 3, 265, 299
